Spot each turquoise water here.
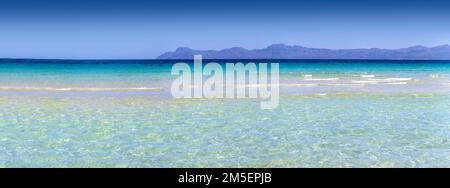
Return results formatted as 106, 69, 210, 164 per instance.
0, 59, 449, 167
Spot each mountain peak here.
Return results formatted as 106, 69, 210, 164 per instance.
175, 47, 194, 52
267, 43, 290, 49
226, 47, 247, 51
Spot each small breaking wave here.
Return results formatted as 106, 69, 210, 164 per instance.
304, 78, 339, 81
351, 80, 379, 84
0, 86, 161, 92
368, 78, 412, 82
361, 75, 375, 78
384, 82, 408, 85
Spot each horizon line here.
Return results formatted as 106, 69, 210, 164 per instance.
2, 58, 450, 61
1, 43, 449, 60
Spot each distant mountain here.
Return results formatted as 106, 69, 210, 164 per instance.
157, 44, 450, 60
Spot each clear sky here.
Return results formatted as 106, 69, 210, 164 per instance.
0, 0, 449, 59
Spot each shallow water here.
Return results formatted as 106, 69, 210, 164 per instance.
0, 59, 449, 167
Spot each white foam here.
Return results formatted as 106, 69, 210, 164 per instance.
324, 83, 366, 87
304, 78, 339, 81
0, 86, 161, 92
361, 75, 375, 78
389, 78, 412, 81
282, 83, 318, 87
243, 83, 318, 88
303, 74, 313, 78
385, 82, 407, 85
351, 80, 379, 84
368, 78, 412, 82
429, 74, 439, 78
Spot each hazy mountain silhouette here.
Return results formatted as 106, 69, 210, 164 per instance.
157, 44, 450, 60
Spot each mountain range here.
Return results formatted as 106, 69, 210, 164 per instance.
157, 44, 450, 60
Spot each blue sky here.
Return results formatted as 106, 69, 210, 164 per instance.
0, 0, 449, 59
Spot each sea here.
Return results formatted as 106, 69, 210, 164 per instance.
0, 59, 449, 167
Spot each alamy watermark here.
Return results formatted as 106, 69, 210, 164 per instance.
171, 55, 279, 109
